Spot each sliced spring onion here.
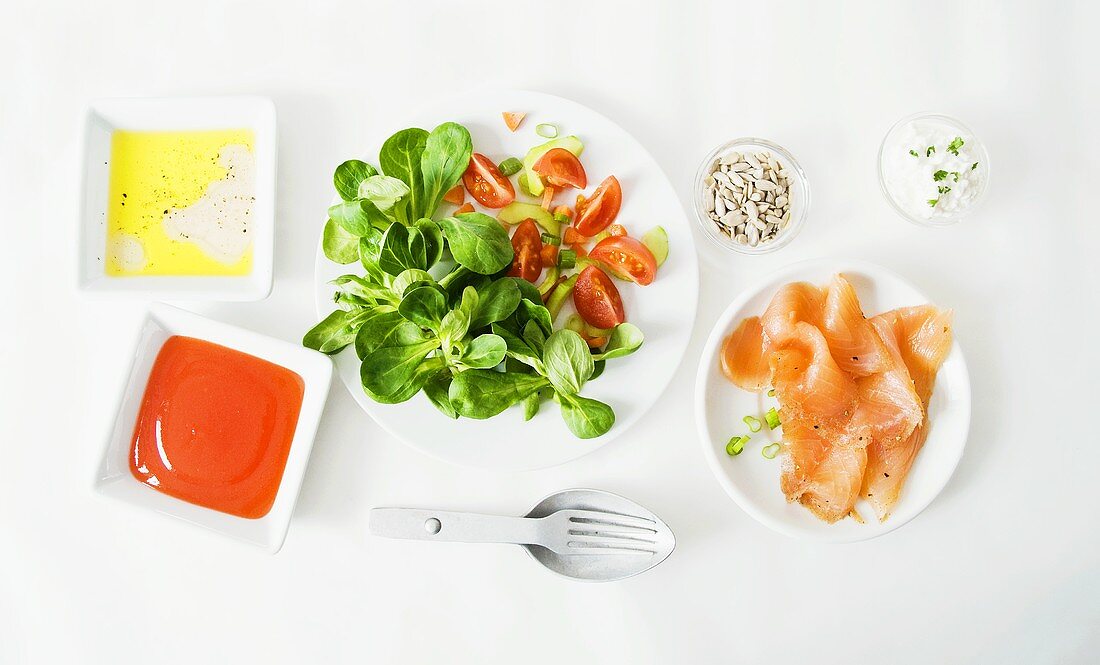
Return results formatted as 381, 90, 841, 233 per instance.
535, 123, 558, 139
498, 157, 522, 176
726, 436, 748, 456
557, 248, 577, 270
761, 443, 782, 459
540, 232, 561, 246
767, 388, 776, 397
553, 212, 570, 224
743, 415, 762, 433
764, 407, 781, 430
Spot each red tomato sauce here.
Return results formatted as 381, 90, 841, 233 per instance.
128, 335, 305, 519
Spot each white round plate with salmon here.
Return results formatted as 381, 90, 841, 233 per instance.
695, 259, 970, 542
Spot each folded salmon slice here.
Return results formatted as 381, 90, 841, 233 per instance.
770, 322, 858, 425
720, 316, 769, 392
761, 282, 824, 347
781, 415, 866, 523
860, 306, 953, 521
823, 274, 888, 376
847, 316, 924, 446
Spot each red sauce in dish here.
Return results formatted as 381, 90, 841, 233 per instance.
128, 335, 305, 519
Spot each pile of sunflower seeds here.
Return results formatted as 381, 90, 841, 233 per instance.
703, 150, 793, 247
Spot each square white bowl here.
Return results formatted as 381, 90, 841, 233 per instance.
78, 96, 276, 300
93, 304, 332, 553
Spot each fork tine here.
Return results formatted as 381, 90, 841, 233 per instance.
563, 510, 658, 534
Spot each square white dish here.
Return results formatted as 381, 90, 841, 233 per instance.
93, 304, 332, 553
78, 96, 276, 300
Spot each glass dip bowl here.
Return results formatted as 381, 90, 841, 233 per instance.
878, 112, 991, 227
693, 138, 810, 255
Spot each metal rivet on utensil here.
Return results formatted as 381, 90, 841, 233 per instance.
424, 518, 442, 534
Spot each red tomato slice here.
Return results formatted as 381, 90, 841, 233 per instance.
502, 112, 526, 132
574, 176, 622, 235
563, 226, 587, 245
532, 148, 587, 190
443, 185, 465, 205
463, 153, 515, 208
540, 244, 559, 267
507, 219, 543, 282
573, 265, 625, 329
454, 202, 474, 215
605, 223, 628, 237
588, 236, 657, 286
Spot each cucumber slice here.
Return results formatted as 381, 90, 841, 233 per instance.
522, 135, 584, 197
642, 226, 669, 267
497, 202, 560, 235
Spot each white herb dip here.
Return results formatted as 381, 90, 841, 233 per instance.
881, 117, 987, 223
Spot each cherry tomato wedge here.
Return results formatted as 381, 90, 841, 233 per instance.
532, 148, 587, 190
563, 227, 587, 245
443, 185, 465, 205
463, 153, 515, 209
574, 176, 622, 235
588, 236, 658, 286
540, 244, 559, 267
507, 219, 543, 282
454, 202, 474, 215
605, 223, 628, 237
502, 111, 526, 132
573, 265, 625, 329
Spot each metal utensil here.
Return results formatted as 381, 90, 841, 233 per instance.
369, 488, 675, 582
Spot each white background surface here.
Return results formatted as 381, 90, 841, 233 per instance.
1, 2, 1097, 663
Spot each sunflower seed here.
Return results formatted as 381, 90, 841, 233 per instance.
775, 195, 788, 207
755, 179, 778, 192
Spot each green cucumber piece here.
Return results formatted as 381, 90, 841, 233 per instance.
546, 274, 578, 321
522, 136, 584, 197
497, 202, 560, 235
642, 226, 669, 267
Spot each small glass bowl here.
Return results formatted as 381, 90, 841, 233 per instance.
877, 112, 991, 228
693, 138, 810, 255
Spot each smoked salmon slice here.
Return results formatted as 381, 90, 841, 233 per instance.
781, 415, 867, 523
719, 274, 954, 525
771, 322, 858, 424
760, 282, 825, 348
823, 274, 888, 376
847, 316, 924, 446
860, 306, 953, 520
720, 316, 770, 392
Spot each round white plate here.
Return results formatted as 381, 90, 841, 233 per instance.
695, 259, 970, 542
315, 90, 698, 471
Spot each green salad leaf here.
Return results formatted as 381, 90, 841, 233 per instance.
421, 122, 473, 216
438, 213, 514, 274
334, 159, 378, 201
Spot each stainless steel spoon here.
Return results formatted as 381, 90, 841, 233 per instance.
369, 488, 675, 582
